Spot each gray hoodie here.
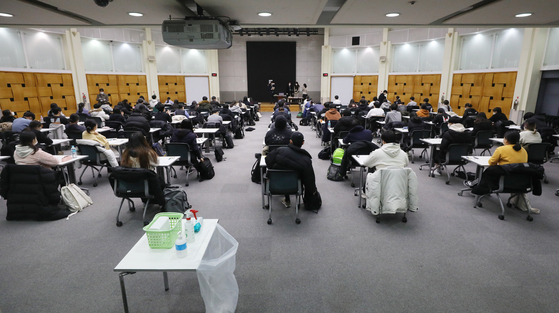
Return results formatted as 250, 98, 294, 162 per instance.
363, 142, 409, 169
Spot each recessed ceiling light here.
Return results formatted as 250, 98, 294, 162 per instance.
0, 13, 14, 17
386, 13, 400, 17
515, 13, 532, 17
258, 12, 272, 17
128, 12, 143, 17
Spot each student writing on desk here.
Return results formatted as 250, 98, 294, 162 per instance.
14, 132, 72, 168
82, 120, 120, 167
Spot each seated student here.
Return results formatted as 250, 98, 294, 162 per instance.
470, 112, 493, 137
343, 125, 373, 144
109, 108, 126, 123
220, 104, 235, 121
49, 107, 69, 125
121, 132, 158, 171
489, 107, 508, 124
207, 109, 224, 125
384, 103, 402, 125
463, 103, 478, 118
422, 98, 433, 112
149, 95, 159, 109
90, 103, 110, 125
365, 101, 385, 119
380, 99, 391, 111
164, 97, 173, 105
434, 117, 472, 174
82, 119, 120, 167
124, 109, 150, 136
363, 130, 409, 169
416, 104, 431, 118
407, 96, 417, 107
433, 108, 449, 132
266, 132, 318, 208
264, 115, 292, 154
210, 96, 220, 109
174, 103, 189, 117
66, 114, 86, 133
1, 110, 15, 123
101, 101, 113, 114
334, 110, 358, 137
154, 104, 172, 123
134, 99, 152, 120
197, 97, 212, 112
272, 102, 291, 122
12, 111, 35, 133
439, 100, 452, 113
519, 120, 542, 147
324, 102, 341, 122
114, 100, 131, 116
14, 131, 70, 168
230, 101, 243, 114
47, 103, 65, 117
170, 119, 204, 165
407, 112, 426, 133
28, 120, 53, 146
77, 102, 90, 116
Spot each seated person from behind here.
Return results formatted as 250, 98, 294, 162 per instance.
264, 116, 292, 154
463, 102, 478, 119
109, 108, 126, 123
121, 132, 158, 171
101, 101, 113, 114
174, 103, 189, 117
439, 100, 452, 113
170, 119, 204, 165
12, 111, 35, 133
363, 130, 409, 169
433, 108, 449, 132
416, 104, 430, 118
82, 119, 120, 167
49, 107, 69, 125
124, 108, 151, 136
66, 114, 86, 133
384, 103, 402, 125
90, 103, 110, 125
407, 96, 417, 107
154, 104, 172, 123
230, 102, 243, 114
272, 102, 291, 122
434, 117, 472, 173
1, 109, 15, 123
334, 110, 358, 137
14, 131, 71, 168
28, 120, 53, 146
365, 101, 385, 119
343, 125, 373, 145
519, 120, 542, 147
47, 103, 65, 117
266, 132, 318, 208
407, 112, 427, 133
470, 112, 493, 137
207, 109, 224, 125
324, 103, 341, 122
77, 102, 90, 116
489, 107, 508, 124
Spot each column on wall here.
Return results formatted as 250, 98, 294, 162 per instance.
64, 28, 89, 108
377, 28, 391, 94
321, 27, 332, 103
439, 28, 459, 102
511, 28, 548, 123
206, 50, 220, 101
143, 28, 159, 99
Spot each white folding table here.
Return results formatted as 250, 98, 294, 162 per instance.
352, 155, 369, 209
156, 156, 180, 185
419, 138, 442, 177
52, 155, 88, 184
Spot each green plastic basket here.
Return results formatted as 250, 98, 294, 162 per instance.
143, 213, 183, 249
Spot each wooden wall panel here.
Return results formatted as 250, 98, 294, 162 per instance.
353, 75, 378, 103
450, 72, 517, 117
387, 74, 441, 105
158, 76, 187, 103
0, 72, 76, 117
87, 74, 149, 106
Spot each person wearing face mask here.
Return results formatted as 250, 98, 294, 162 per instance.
96, 88, 109, 104
14, 131, 71, 168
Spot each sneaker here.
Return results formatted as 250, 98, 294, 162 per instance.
281, 199, 291, 208
530, 208, 540, 214
361, 193, 366, 199
463, 179, 479, 188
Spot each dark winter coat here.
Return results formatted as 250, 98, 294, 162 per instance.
439, 128, 472, 159
333, 116, 358, 137
266, 144, 317, 197
472, 163, 544, 196
124, 113, 150, 136
170, 128, 201, 160
265, 128, 293, 146
343, 126, 373, 144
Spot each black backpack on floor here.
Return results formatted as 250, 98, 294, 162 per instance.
196, 159, 215, 181
214, 147, 225, 162
223, 134, 235, 149
234, 127, 244, 139
318, 147, 331, 160
163, 186, 192, 213
251, 157, 263, 184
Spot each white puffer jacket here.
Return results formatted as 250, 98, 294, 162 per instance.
365, 167, 418, 215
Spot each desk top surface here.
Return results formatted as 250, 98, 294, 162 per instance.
97, 127, 111, 133
490, 138, 504, 144
0, 155, 11, 161
462, 156, 491, 166
52, 139, 72, 145
107, 138, 129, 146
149, 128, 161, 133
53, 154, 87, 166
194, 128, 219, 134
196, 138, 208, 144
114, 219, 218, 272
222, 121, 231, 125
157, 156, 180, 167
352, 155, 369, 166
506, 125, 521, 130
394, 127, 408, 133
420, 138, 442, 145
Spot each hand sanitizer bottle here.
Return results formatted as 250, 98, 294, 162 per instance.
175, 231, 187, 258
184, 211, 195, 243
71, 146, 77, 158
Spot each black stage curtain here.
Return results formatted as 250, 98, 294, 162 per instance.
246, 41, 296, 103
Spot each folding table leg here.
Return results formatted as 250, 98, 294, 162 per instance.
119, 272, 136, 313
163, 271, 169, 291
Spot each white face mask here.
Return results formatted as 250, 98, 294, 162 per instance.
100, 92, 104, 94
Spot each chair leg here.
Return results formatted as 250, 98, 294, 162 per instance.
496, 193, 505, 220
170, 166, 177, 179
116, 198, 127, 227
78, 165, 89, 185
295, 194, 301, 224
185, 165, 191, 187
142, 199, 151, 226
521, 194, 533, 221
267, 194, 272, 225
444, 165, 451, 185
127, 199, 135, 211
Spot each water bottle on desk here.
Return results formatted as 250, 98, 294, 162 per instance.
327, 120, 331, 129
71, 146, 77, 158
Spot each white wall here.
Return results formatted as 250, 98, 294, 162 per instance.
218, 35, 322, 102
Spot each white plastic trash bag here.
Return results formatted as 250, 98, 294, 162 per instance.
196, 224, 239, 313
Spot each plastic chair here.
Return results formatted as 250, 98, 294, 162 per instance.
526, 142, 551, 184
264, 169, 302, 225
77, 113, 89, 122
474, 173, 535, 221
165, 143, 194, 186
88, 116, 104, 128
408, 130, 430, 163
473, 130, 494, 156
76, 144, 110, 187
110, 167, 155, 226
439, 143, 471, 185
65, 130, 83, 146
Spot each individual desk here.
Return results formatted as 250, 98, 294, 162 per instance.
40, 127, 62, 139
194, 128, 220, 152
114, 219, 219, 313
490, 138, 504, 145
156, 156, 180, 185
506, 125, 521, 130
352, 155, 369, 209
50, 139, 73, 154
196, 137, 208, 147
97, 127, 111, 133
149, 128, 161, 143
458, 156, 491, 196
53, 155, 88, 184
420, 138, 442, 177
107, 138, 129, 156
394, 127, 408, 134
376, 121, 386, 125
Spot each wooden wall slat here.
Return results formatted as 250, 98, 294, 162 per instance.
352, 75, 378, 103
87, 74, 149, 106
387, 74, 441, 105
157, 75, 187, 103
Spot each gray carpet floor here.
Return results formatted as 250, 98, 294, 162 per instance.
1, 113, 559, 313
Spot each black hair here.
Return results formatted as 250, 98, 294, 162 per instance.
504, 130, 522, 151
423, 98, 430, 103
212, 96, 216, 100
443, 100, 449, 105
303, 83, 307, 87
381, 130, 398, 144
51, 107, 60, 115
475, 112, 487, 121
93, 103, 102, 109
383, 90, 387, 93
359, 99, 367, 106
202, 96, 208, 100
523, 112, 535, 120
174, 99, 179, 105
390, 103, 398, 111
156, 103, 165, 112
19, 131, 38, 154
84, 119, 97, 133
2, 109, 11, 117
410, 96, 415, 100
465, 103, 472, 108
69, 113, 79, 123
524, 120, 537, 133
50, 103, 58, 109
275, 115, 287, 130
29, 120, 42, 129
437, 108, 445, 114
374, 101, 381, 108
493, 107, 502, 113
335, 95, 339, 99
421, 104, 428, 110
373, 97, 378, 101
99, 88, 104, 92
178, 103, 184, 109
113, 108, 121, 115
152, 95, 157, 99
180, 119, 193, 130
23, 111, 35, 120
78, 102, 85, 113
342, 110, 351, 116
410, 112, 421, 123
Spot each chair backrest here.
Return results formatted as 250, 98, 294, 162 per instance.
266, 169, 301, 195
165, 143, 191, 163
76, 144, 101, 163
110, 168, 152, 198
65, 131, 83, 144
475, 130, 494, 147
77, 113, 89, 122
445, 144, 471, 164
268, 144, 287, 154
89, 116, 103, 128
439, 123, 449, 135
526, 143, 550, 164
498, 174, 533, 193
410, 130, 430, 147
204, 122, 221, 129
105, 120, 123, 131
